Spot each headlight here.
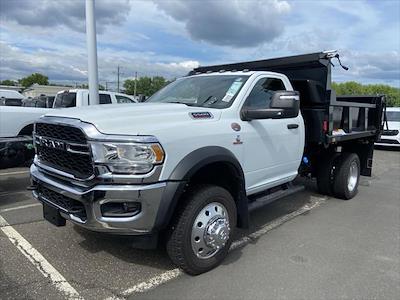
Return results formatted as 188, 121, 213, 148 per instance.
90, 142, 164, 174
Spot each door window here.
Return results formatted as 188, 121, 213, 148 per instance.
99, 94, 112, 104
115, 95, 135, 103
54, 92, 77, 108
245, 78, 286, 109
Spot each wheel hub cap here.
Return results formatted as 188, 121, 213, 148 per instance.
204, 217, 230, 249
191, 202, 230, 259
347, 161, 358, 192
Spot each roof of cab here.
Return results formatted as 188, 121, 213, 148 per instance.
185, 70, 284, 78
56, 89, 112, 94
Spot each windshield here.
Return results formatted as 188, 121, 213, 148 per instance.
54, 92, 76, 108
386, 111, 400, 122
146, 75, 249, 108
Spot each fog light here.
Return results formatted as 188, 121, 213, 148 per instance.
101, 202, 141, 217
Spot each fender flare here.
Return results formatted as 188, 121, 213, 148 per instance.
154, 146, 249, 230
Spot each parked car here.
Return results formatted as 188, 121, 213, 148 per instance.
375, 107, 400, 147
53, 89, 137, 108
0, 106, 52, 168
0, 89, 137, 168
30, 51, 385, 275
0, 89, 25, 106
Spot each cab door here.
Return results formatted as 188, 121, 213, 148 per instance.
240, 76, 304, 195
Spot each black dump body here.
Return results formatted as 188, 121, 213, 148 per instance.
191, 51, 385, 176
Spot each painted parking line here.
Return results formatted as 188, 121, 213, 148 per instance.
231, 195, 326, 250
0, 170, 30, 177
0, 214, 83, 300
0, 203, 41, 213
107, 195, 326, 300
105, 269, 182, 300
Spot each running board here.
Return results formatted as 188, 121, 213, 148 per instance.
248, 183, 305, 212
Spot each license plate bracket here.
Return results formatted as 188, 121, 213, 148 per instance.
43, 203, 66, 226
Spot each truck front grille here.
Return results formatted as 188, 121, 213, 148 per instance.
37, 185, 87, 220
36, 123, 87, 143
35, 122, 94, 179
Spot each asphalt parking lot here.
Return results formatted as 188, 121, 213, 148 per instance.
1, 149, 399, 300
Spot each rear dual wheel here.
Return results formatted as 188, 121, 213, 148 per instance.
316, 152, 360, 200
166, 184, 236, 275
332, 153, 360, 200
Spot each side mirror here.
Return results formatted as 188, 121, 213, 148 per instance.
242, 90, 300, 120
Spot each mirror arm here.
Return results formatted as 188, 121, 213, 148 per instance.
241, 109, 251, 121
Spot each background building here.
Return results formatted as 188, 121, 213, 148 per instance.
22, 84, 71, 98
0, 85, 24, 93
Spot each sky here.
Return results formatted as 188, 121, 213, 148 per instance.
0, 0, 399, 89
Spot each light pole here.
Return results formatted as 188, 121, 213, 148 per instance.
85, 0, 99, 104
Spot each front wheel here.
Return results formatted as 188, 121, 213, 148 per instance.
166, 184, 237, 275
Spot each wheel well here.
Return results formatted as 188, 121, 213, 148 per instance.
18, 124, 34, 136
188, 161, 243, 208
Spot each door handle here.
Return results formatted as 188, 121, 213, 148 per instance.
287, 124, 299, 129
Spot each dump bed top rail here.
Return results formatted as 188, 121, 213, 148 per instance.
190, 51, 335, 94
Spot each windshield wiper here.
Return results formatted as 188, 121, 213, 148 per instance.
168, 101, 197, 106
203, 96, 219, 106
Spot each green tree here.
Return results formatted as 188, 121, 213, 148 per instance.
0, 79, 16, 86
19, 73, 49, 88
332, 81, 400, 107
124, 76, 168, 97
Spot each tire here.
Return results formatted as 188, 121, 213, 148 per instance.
332, 153, 360, 200
166, 184, 237, 275
316, 153, 339, 196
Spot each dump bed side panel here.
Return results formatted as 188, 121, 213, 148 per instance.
326, 95, 385, 144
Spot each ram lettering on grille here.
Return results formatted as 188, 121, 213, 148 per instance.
35, 123, 94, 179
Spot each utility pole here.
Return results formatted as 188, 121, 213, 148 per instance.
114, 66, 125, 92
85, 0, 99, 104
134, 71, 137, 97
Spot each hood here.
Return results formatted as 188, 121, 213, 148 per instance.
44, 103, 222, 136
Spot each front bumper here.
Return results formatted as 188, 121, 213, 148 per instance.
31, 164, 168, 235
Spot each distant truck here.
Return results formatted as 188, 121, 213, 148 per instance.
0, 90, 137, 168
52, 89, 137, 108
30, 51, 385, 275
0, 89, 25, 106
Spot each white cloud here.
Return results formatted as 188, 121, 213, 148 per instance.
0, 0, 131, 34
0, 40, 199, 84
160, 60, 200, 70
155, 0, 291, 47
